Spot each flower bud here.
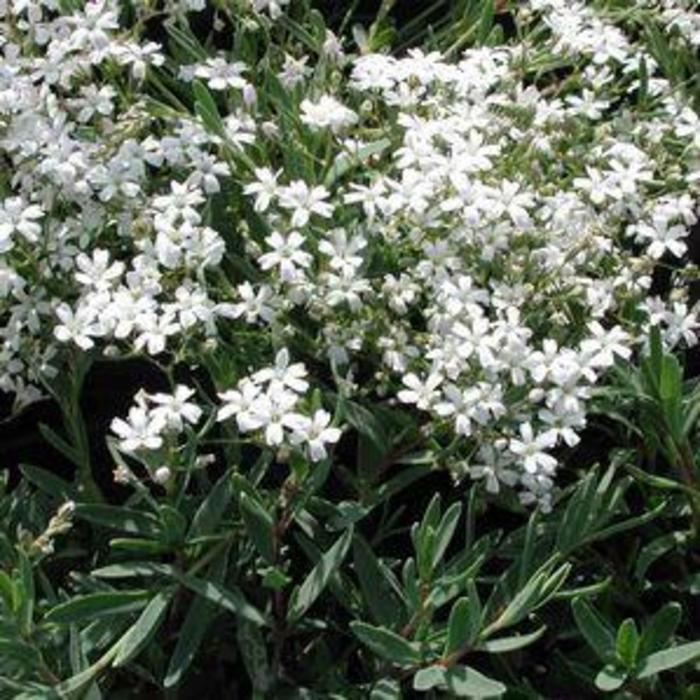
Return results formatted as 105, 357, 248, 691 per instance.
153, 466, 172, 484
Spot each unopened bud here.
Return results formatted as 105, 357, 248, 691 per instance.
153, 466, 172, 484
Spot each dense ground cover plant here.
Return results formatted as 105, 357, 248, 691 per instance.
1, 0, 699, 697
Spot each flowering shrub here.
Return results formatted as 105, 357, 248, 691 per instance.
1, 0, 699, 697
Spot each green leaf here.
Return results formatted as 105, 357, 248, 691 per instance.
339, 398, 390, 459
113, 591, 171, 667
639, 603, 682, 658
164, 539, 228, 689
445, 664, 506, 697
479, 626, 546, 654
635, 531, 688, 581
370, 678, 402, 699
571, 597, 616, 663
45, 591, 150, 624
17, 549, 34, 636
445, 597, 472, 655
239, 492, 276, 565
92, 562, 174, 579
164, 589, 215, 686
174, 571, 267, 627
490, 570, 545, 631
350, 621, 421, 666
189, 469, 233, 539
353, 535, 404, 627
595, 665, 627, 692
75, 504, 160, 536
477, 0, 495, 44
39, 423, 81, 467
192, 79, 224, 136
0, 570, 14, 609
637, 640, 700, 679
432, 501, 462, 570
413, 665, 447, 691
616, 619, 639, 669
287, 526, 353, 622
236, 619, 272, 693
0, 639, 41, 668
19, 464, 72, 500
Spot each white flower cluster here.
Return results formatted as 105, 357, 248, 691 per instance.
111, 385, 202, 454
217, 349, 341, 462
235, 10, 697, 507
1, 0, 698, 505
0, 0, 243, 407
110, 384, 204, 484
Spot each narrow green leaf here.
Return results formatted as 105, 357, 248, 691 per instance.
635, 532, 688, 581
113, 591, 171, 667
19, 464, 72, 500
17, 549, 34, 636
479, 626, 546, 654
445, 597, 472, 655
92, 562, 174, 579
432, 501, 462, 569
353, 535, 403, 627
350, 621, 421, 666
239, 492, 276, 565
639, 603, 682, 658
287, 526, 353, 622
236, 619, 272, 693
616, 619, 639, 670
75, 504, 160, 536
572, 597, 616, 663
189, 470, 233, 539
174, 571, 267, 627
164, 590, 216, 687
0, 639, 41, 667
39, 423, 81, 467
45, 591, 150, 624
192, 79, 224, 136
637, 640, 700, 679
477, 0, 495, 44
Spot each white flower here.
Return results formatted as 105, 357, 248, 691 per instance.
149, 385, 202, 431
397, 373, 443, 410
230, 282, 274, 323
217, 379, 263, 428
243, 168, 281, 212
134, 313, 180, 355
258, 231, 312, 282
0, 198, 44, 250
509, 423, 557, 475
469, 445, 519, 494
53, 304, 103, 351
252, 348, 309, 394
278, 53, 310, 88
288, 409, 342, 461
74, 249, 124, 290
111, 406, 166, 453
300, 95, 358, 133
580, 322, 632, 368
195, 57, 247, 91
247, 390, 300, 446
278, 181, 333, 227
635, 216, 688, 259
